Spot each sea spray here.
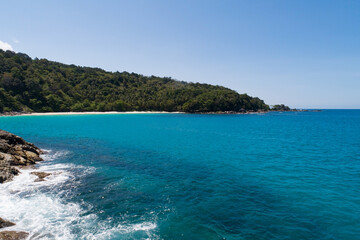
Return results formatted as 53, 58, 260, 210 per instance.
0, 150, 159, 240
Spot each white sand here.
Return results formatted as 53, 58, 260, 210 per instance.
5, 111, 183, 116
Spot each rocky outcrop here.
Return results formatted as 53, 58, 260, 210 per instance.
0, 211, 29, 239
31, 172, 51, 182
0, 129, 43, 183
0, 218, 15, 229
0, 130, 44, 238
0, 231, 29, 240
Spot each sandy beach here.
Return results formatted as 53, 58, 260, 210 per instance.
2, 111, 183, 117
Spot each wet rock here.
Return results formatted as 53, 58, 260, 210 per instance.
0, 130, 44, 238
24, 151, 43, 162
0, 160, 19, 183
0, 129, 43, 183
0, 218, 15, 228
0, 231, 29, 240
31, 172, 51, 182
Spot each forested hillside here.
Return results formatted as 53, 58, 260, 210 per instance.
0, 50, 269, 113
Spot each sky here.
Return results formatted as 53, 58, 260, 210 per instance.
1, 0, 359, 108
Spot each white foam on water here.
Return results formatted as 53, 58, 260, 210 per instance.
0, 150, 158, 240
41, 149, 72, 162
81, 221, 158, 240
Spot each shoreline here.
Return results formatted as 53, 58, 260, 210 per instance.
0, 109, 321, 117
0, 130, 45, 239
1, 111, 267, 117
0, 111, 183, 117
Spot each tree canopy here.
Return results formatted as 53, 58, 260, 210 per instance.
0, 50, 270, 113
271, 104, 291, 111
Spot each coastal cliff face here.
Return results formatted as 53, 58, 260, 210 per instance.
0, 130, 43, 183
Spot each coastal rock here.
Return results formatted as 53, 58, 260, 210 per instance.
24, 151, 43, 162
0, 218, 15, 228
31, 172, 51, 182
0, 159, 19, 183
0, 130, 42, 239
0, 231, 29, 240
0, 130, 43, 183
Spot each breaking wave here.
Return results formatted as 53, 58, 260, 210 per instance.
0, 150, 158, 240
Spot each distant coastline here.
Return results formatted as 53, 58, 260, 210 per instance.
0, 50, 270, 114
1, 111, 182, 117
0, 109, 321, 117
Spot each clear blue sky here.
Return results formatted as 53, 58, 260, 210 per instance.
1, 0, 359, 108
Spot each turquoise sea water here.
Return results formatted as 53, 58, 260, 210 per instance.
0, 110, 359, 239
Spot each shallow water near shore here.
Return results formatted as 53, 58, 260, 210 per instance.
0, 110, 359, 239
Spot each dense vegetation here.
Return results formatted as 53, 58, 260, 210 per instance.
0, 50, 270, 113
271, 104, 291, 111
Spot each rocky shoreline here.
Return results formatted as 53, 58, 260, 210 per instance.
0, 129, 44, 240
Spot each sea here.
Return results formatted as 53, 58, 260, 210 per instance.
0, 110, 359, 240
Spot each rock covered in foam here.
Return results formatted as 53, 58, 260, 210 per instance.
31, 171, 51, 182
0, 129, 43, 183
0, 231, 29, 240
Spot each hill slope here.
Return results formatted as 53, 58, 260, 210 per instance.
0, 50, 269, 113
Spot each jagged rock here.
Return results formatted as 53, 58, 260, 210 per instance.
0, 130, 43, 238
31, 172, 51, 182
0, 231, 29, 240
24, 151, 42, 162
0, 159, 19, 183
0, 142, 10, 153
0, 218, 15, 228
0, 130, 43, 183
0, 153, 14, 162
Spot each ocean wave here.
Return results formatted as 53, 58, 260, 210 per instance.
40, 149, 71, 162
0, 150, 158, 240
80, 221, 158, 240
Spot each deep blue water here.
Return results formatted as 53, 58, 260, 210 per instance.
0, 110, 359, 239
